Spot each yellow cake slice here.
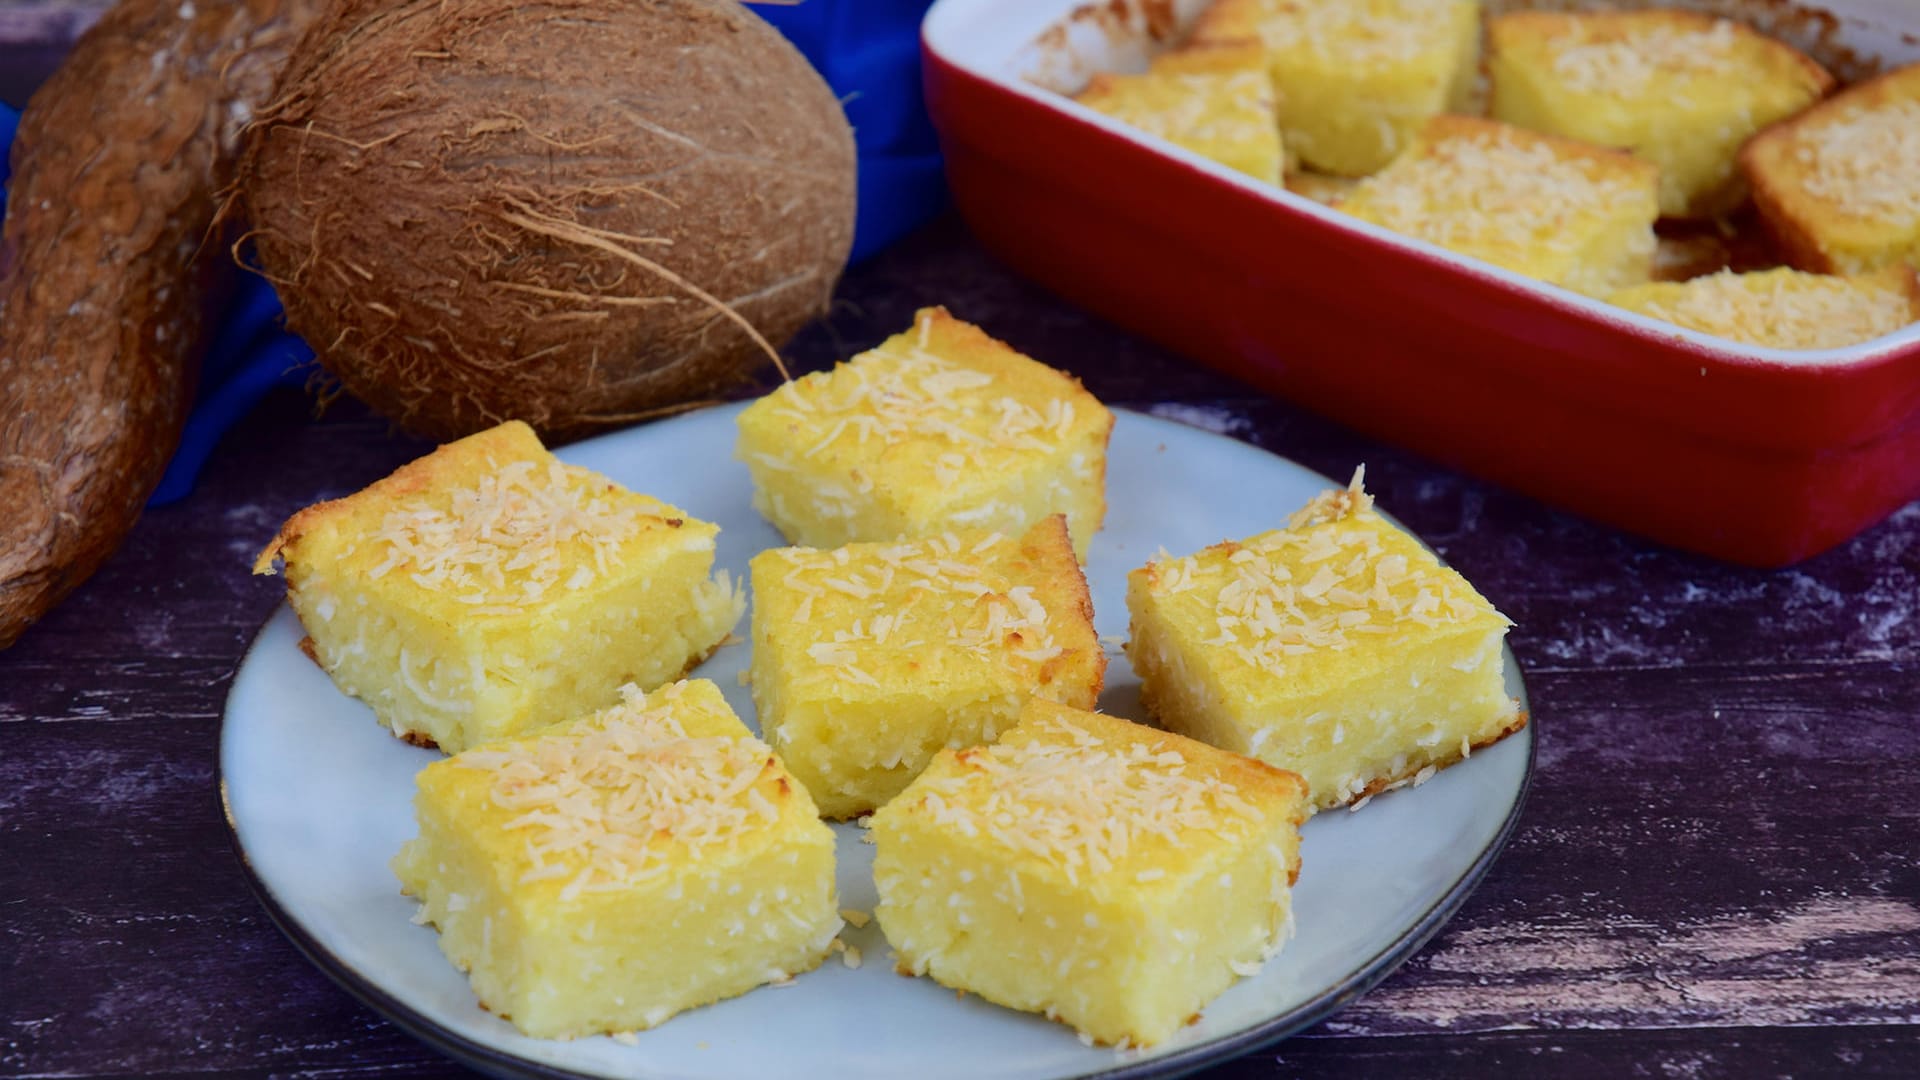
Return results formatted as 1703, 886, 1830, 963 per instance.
749, 515, 1103, 819
254, 421, 743, 754
1192, 0, 1480, 177
1741, 62, 1920, 274
1610, 265, 1920, 350
393, 679, 841, 1040
1125, 469, 1523, 811
735, 307, 1113, 561
1074, 42, 1284, 183
872, 699, 1309, 1049
1337, 114, 1660, 296
1490, 10, 1832, 219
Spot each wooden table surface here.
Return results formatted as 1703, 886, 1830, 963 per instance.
4, 213, 1917, 1079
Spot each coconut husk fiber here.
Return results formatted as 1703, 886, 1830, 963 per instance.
240, 0, 857, 441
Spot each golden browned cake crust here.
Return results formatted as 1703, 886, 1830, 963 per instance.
254, 419, 742, 753
1610, 264, 1920, 350
254, 422, 549, 575
1741, 62, 1920, 274
1490, 8, 1831, 219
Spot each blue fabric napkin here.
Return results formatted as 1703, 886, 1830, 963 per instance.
0, 1, 943, 506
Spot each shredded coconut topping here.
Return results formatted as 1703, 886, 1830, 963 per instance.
1086, 70, 1273, 145
914, 714, 1260, 884
1621, 269, 1915, 350
1546, 18, 1739, 93
455, 683, 779, 902
1348, 125, 1653, 270
1147, 468, 1498, 677
1793, 98, 1920, 224
366, 457, 669, 610
1224, 0, 1465, 63
761, 310, 1081, 478
775, 530, 1062, 686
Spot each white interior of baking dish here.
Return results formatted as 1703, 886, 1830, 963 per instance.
923, 0, 1920, 368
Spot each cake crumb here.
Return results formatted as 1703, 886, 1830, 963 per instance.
1348, 794, 1374, 812
841, 944, 864, 969
610, 1032, 640, 1046
840, 907, 872, 928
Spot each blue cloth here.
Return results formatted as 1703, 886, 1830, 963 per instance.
0, 102, 16, 189
758, 0, 945, 263
0, 3, 943, 506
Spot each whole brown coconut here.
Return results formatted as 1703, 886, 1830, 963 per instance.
239, 0, 856, 441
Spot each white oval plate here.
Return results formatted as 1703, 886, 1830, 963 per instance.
222, 403, 1532, 1080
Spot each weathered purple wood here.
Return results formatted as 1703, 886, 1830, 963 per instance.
3, 218, 1918, 1079
0, 2, 105, 108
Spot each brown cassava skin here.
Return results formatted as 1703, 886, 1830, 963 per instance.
240, 0, 858, 443
0, 0, 323, 649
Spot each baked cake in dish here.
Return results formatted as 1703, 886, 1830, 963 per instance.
1741, 62, 1920, 275
1337, 114, 1660, 297
749, 515, 1102, 819
735, 306, 1113, 561
254, 421, 743, 754
1610, 265, 1920, 350
1490, 10, 1832, 219
1191, 0, 1480, 177
871, 698, 1309, 1049
1124, 469, 1522, 811
392, 679, 841, 1039
1073, 41, 1284, 184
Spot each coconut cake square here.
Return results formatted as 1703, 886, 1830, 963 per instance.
1337, 114, 1660, 296
1124, 469, 1523, 812
871, 699, 1309, 1048
748, 515, 1102, 819
734, 306, 1113, 561
392, 679, 841, 1039
1741, 62, 1920, 275
1490, 9, 1832, 219
1073, 41, 1285, 184
254, 420, 743, 754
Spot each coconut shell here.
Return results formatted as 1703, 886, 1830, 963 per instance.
240, 0, 858, 442
0, 0, 323, 649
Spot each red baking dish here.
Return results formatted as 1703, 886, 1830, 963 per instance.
921, 0, 1920, 567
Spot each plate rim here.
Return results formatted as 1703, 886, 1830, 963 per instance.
218, 403, 1537, 1080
